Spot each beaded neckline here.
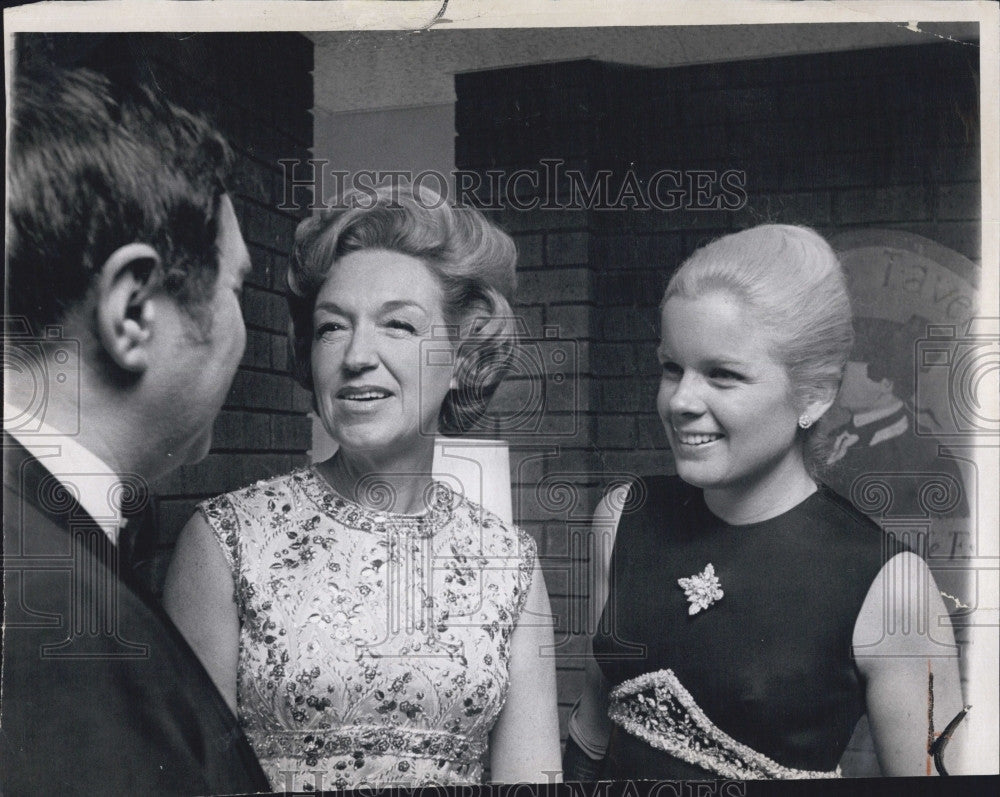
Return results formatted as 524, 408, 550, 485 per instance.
297, 466, 457, 537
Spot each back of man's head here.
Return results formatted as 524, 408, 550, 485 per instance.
7, 67, 233, 336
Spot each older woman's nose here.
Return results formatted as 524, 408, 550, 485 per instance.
342, 327, 379, 371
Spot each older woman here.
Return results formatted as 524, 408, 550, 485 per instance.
564, 225, 966, 779
164, 186, 560, 790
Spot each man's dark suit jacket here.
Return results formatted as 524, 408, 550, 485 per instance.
1, 436, 269, 795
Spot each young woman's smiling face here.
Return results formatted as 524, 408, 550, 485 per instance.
657, 291, 807, 507
310, 249, 455, 459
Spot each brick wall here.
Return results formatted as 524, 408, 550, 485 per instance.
19, 33, 316, 596
454, 42, 980, 742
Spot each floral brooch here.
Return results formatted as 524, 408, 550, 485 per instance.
678, 563, 724, 615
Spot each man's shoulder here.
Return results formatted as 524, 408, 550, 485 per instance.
3, 454, 79, 561
2, 476, 268, 794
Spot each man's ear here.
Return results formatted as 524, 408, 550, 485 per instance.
95, 243, 162, 373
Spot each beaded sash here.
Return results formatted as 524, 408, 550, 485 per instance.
608, 669, 841, 780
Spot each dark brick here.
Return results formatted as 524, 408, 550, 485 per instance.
544, 450, 598, 482
886, 222, 981, 265
545, 305, 591, 340
590, 343, 636, 377
595, 269, 668, 305
515, 486, 569, 526
937, 183, 980, 221
513, 234, 544, 269
598, 307, 658, 343
517, 268, 592, 304
245, 245, 273, 290
546, 232, 589, 266
592, 415, 638, 449
833, 186, 931, 225
276, 107, 313, 149
637, 415, 669, 450
271, 211, 300, 255
265, 290, 289, 333
271, 414, 312, 452
930, 146, 980, 184
242, 329, 271, 369
227, 370, 295, 412
242, 286, 274, 331
546, 374, 590, 414
596, 379, 642, 415
276, 157, 319, 215
271, 334, 289, 373
598, 450, 674, 478
241, 203, 272, 249
549, 594, 579, 636
271, 253, 291, 292
510, 305, 545, 337
240, 454, 296, 487
544, 567, 571, 599
634, 342, 661, 379
590, 233, 684, 271
229, 157, 274, 205
211, 410, 269, 450
734, 191, 832, 228
544, 523, 575, 560
154, 454, 247, 497
292, 384, 314, 414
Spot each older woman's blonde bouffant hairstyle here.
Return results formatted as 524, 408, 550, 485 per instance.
662, 224, 854, 473
286, 184, 518, 435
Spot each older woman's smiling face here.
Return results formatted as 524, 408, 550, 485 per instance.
311, 249, 455, 459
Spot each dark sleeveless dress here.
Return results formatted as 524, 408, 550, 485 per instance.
593, 476, 904, 780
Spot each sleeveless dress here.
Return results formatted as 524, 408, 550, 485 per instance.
593, 476, 904, 780
200, 467, 536, 791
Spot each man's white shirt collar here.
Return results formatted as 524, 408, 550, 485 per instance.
4, 403, 123, 544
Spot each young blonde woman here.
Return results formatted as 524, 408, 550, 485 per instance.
564, 225, 966, 780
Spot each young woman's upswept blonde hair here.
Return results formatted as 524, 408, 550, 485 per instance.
663, 224, 854, 473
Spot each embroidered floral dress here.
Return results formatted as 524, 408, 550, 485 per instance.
200, 468, 536, 791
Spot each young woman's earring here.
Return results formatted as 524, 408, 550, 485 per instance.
798, 413, 813, 430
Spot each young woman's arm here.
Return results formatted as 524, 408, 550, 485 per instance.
853, 551, 967, 776
562, 482, 630, 779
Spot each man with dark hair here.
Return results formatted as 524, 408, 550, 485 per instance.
2, 67, 269, 794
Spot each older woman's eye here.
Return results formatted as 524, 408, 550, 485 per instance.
315, 321, 347, 339
385, 319, 418, 335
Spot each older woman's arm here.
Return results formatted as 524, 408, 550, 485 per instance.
489, 560, 562, 783
853, 551, 967, 776
163, 512, 240, 713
